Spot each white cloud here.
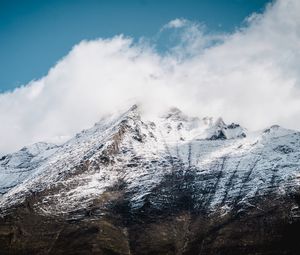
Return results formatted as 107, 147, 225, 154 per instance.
163, 18, 188, 29
1, 0, 300, 154
161, 18, 226, 57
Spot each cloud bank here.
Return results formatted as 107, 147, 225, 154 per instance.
1, 0, 300, 154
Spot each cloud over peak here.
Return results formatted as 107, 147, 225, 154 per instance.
1, 0, 300, 154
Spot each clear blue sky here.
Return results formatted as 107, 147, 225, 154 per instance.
0, 0, 271, 92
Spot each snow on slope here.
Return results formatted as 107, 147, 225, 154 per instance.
0, 105, 300, 215
0, 142, 59, 195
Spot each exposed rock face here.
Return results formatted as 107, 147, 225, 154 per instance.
1, 105, 300, 254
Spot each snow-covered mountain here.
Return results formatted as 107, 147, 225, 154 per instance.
1, 105, 300, 255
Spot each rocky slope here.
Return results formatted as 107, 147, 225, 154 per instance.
0, 105, 300, 254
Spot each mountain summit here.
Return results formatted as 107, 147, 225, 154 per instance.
0, 105, 300, 254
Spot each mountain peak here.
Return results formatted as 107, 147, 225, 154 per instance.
214, 117, 226, 128
162, 107, 189, 121
1, 105, 300, 254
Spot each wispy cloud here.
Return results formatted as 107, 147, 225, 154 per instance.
163, 18, 188, 29
1, 0, 300, 154
160, 18, 226, 57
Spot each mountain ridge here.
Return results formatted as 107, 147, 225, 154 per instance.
0, 105, 300, 254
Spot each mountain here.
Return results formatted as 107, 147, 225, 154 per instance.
0, 105, 300, 255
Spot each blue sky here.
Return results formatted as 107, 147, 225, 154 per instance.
0, 0, 271, 92
1, 0, 300, 154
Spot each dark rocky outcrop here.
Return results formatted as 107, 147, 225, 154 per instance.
1, 190, 300, 255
